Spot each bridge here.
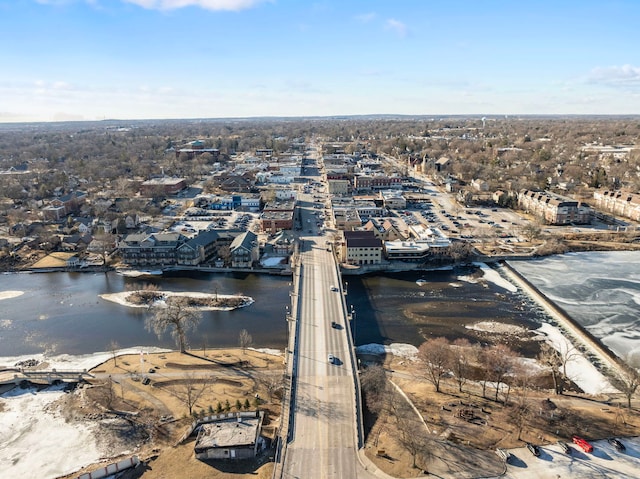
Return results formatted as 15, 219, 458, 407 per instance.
274, 152, 386, 479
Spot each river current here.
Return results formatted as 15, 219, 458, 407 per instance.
1, 251, 639, 363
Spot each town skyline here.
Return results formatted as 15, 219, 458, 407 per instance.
1, 0, 640, 123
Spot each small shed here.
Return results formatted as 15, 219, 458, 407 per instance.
194, 411, 264, 460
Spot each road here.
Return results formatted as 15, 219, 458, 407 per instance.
281, 149, 377, 479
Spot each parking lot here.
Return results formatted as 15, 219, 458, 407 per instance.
497, 436, 640, 478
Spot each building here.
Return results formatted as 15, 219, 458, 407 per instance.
118, 232, 186, 266
383, 241, 430, 261
379, 190, 407, 210
42, 191, 87, 221
353, 175, 402, 192
176, 230, 220, 266
593, 190, 640, 222
194, 411, 265, 461
518, 190, 592, 225
230, 231, 259, 267
140, 178, 187, 196
342, 230, 383, 265
328, 179, 350, 195
260, 200, 295, 233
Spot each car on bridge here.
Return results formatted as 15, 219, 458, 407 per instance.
328, 354, 335, 364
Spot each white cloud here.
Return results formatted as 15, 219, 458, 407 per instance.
355, 12, 376, 23
588, 64, 640, 87
122, 0, 266, 11
384, 18, 408, 37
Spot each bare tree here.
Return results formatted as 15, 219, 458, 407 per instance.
393, 393, 432, 470
450, 338, 473, 393
146, 297, 202, 353
360, 364, 389, 415
162, 372, 212, 416
538, 342, 564, 394
258, 372, 285, 402
616, 363, 640, 409
238, 328, 253, 354
109, 340, 120, 368
418, 337, 452, 393
485, 344, 516, 403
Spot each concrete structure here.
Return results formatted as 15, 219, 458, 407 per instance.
518, 190, 592, 225
194, 411, 264, 460
383, 240, 430, 261
379, 190, 407, 210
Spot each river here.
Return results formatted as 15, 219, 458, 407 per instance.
1, 251, 640, 363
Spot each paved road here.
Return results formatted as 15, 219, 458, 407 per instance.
282, 154, 377, 478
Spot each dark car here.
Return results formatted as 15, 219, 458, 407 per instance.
608, 438, 626, 451
331, 321, 338, 328
526, 443, 541, 457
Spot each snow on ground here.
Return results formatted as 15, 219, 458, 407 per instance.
250, 347, 283, 357
466, 320, 528, 335
473, 262, 519, 292
0, 347, 169, 479
0, 384, 103, 479
498, 436, 640, 478
260, 256, 287, 267
0, 290, 24, 300
0, 347, 171, 371
537, 322, 618, 395
357, 343, 418, 359
100, 291, 254, 311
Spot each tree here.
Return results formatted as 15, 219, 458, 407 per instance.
417, 337, 452, 393
360, 364, 389, 415
392, 392, 432, 470
146, 297, 202, 353
616, 364, 640, 409
538, 342, 564, 394
163, 372, 212, 416
449, 338, 472, 393
485, 344, 516, 403
238, 329, 253, 354
109, 340, 120, 368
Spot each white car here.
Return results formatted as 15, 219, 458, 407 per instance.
330, 285, 338, 292
328, 354, 334, 364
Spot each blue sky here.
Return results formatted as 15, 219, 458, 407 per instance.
1, 0, 639, 122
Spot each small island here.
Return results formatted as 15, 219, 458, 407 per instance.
100, 290, 254, 311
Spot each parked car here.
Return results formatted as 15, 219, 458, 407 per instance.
608, 438, 626, 451
572, 435, 593, 453
526, 443, 541, 457
557, 441, 571, 454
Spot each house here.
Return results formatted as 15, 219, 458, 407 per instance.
229, 231, 259, 268
194, 411, 265, 461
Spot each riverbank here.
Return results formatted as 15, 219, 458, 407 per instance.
1, 347, 284, 479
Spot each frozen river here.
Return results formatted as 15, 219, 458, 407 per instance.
509, 251, 640, 364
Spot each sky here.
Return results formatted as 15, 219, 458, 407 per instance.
0, 0, 639, 122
